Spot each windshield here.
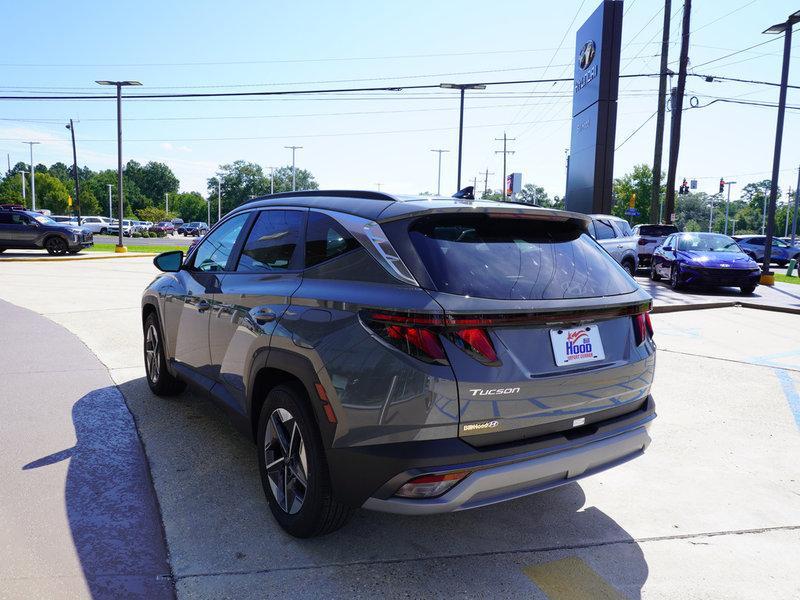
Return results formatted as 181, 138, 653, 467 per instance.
33, 215, 55, 224
639, 225, 677, 237
407, 214, 637, 300
676, 233, 743, 253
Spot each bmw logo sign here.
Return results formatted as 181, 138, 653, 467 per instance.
579, 40, 596, 70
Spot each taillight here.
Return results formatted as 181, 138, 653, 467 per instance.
362, 312, 448, 365
633, 312, 654, 345
637, 238, 650, 246
394, 470, 470, 499
450, 328, 499, 365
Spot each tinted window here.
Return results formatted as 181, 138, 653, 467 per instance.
676, 233, 743, 253
192, 213, 249, 272
305, 212, 360, 268
593, 219, 616, 240
614, 220, 633, 236
408, 214, 637, 300
237, 210, 304, 272
639, 225, 678, 237
747, 237, 765, 246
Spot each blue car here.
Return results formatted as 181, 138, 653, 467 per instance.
733, 235, 800, 266
650, 232, 761, 294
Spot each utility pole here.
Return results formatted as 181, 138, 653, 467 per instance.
430, 149, 449, 195
269, 167, 275, 195
564, 148, 570, 199
664, 0, 691, 225
107, 184, 112, 219
792, 165, 800, 247
481, 168, 494, 197
440, 83, 486, 191
207, 198, 211, 226
374, 182, 382, 191
23, 141, 40, 211
708, 195, 715, 232
217, 178, 221, 221
494, 132, 515, 200
762, 184, 768, 234
165, 192, 169, 213
786, 188, 793, 237
471, 176, 478, 192
723, 180, 736, 235
651, 0, 672, 223
284, 146, 302, 191
20, 170, 27, 202
66, 119, 81, 224
6, 153, 10, 173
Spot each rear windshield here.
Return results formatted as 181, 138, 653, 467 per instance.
639, 225, 677, 236
407, 214, 637, 300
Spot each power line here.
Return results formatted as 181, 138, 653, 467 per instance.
690, 0, 756, 35
690, 36, 781, 70
616, 110, 658, 150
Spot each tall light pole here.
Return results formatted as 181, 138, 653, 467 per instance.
284, 146, 302, 191
723, 180, 736, 236
217, 178, 221, 221
20, 170, 28, 203
65, 120, 82, 224
107, 184, 113, 220
430, 149, 449, 195
207, 198, 211, 226
96, 80, 141, 252
22, 142, 40, 210
165, 192, 169, 213
440, 83, 486, 191
269, 166, 275, 195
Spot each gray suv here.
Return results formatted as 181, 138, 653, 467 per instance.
142, 191, 656, 537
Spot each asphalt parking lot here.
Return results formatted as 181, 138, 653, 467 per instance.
1, 258, 799, 599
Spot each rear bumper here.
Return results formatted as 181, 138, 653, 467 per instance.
326, 395, 656, 511
363, 418, 651, 514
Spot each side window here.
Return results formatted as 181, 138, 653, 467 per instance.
617, 220, 633, 236
585, 220, 596, 238
594, 219, 616, 240
237, 210, 304, 272
192, 213, 249, 272
0, 213, 11, 224
663, 235, 673, 248
305, 212, 360, 268
749, 237, 764, 246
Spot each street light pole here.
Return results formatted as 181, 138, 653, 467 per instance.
723, 180, 736, 236
430, 149, 449, 195
217, 178, 221, 221
96, 80, 141, 252
761, 11, 799, 280
269, 167, 275, 195
284, 146, 303, 191
786, 188, 792, 237
165, 192, 169, 213
22, 142, 40, 210
20, 170, 28, 203
440, 83, 486, 191
107, 184, 112, 220
65, 120, 81, 224
792, 165, 800, 247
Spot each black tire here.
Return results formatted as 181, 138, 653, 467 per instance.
0, 248, 5, 254
777, 260, 788, 268
44, 236, 68, 256
621, 259, 635, 277
740, 285, 756, 295
670, 265, 682, 290
257, 383, 353, 538
650, 264, 662, 281
143, 312, 185, 396
100, 228, 108, 235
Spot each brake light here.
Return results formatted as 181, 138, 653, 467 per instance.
633, 312, 654, 345
451, 328, 498, 365
363, 312, 448, 365
637, 238, 650, 246
386, 325, 447, 362
394, 470, 470, 499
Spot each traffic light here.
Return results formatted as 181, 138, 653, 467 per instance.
719, 178, 725, 194
679, 178, 689, 195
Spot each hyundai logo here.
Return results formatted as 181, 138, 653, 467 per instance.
579, 40, 596, 70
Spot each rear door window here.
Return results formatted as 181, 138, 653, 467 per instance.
593, 219, 617, 240
407, 214, 637, 300
237, 209, 305, 272
305, 212, 360, 268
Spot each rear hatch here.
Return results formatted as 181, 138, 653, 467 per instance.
382, 209, 655, 447
637, 225, 678, 253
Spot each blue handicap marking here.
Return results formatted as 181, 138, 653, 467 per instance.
752, 348, 800, 370
775, 369, 800, 431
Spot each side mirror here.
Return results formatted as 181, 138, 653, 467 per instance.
153, 250, 184, 272
662, 245, 673, 252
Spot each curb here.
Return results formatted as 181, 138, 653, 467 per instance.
0, 253, 158, 262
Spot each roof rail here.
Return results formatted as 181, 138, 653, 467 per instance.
242, 189, 397, 206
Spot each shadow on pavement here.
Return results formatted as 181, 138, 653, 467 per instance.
23, 386, 174, 599
117, 375, 649, 598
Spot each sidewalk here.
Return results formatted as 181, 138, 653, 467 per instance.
0, 300, 173, 599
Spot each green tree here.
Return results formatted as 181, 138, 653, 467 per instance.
84, 170, 149, 217
207, 161, 275, 215
33, 173, 71, 213
126, 160, 179, 205
138, 206, 175, 224
683, 219, 701, 232
269, 165, 318, 194
170, 192, 208, 222
48, 162, 72, 186
611, 164, 663, 224
517, 183, 549, 205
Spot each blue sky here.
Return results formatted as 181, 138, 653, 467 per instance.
2, 0, 800, 203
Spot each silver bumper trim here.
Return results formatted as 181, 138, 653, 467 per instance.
362, 424, 651, 515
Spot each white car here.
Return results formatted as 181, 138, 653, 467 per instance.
79, 216, 112, 235
631, 224, 679, 268
107, 219, 136, 237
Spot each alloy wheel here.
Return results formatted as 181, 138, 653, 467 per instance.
264, 408, 308, 515
144, 323, 161, 384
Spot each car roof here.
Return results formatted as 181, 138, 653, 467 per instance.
232, 190, 590, 223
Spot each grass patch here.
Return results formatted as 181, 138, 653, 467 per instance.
85, 243, 186, 254
773, 273, 800, 285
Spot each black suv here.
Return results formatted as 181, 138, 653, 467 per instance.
142, 191, 656, 537
0, 209, 93, 255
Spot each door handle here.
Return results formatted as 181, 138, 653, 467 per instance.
253, 308, 276, 325
617, 244, 624, 249
197, 299, 211, 313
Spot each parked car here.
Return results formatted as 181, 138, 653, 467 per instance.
150, 221, 175, 235
171, 218, 185, 229
0, 208, 93, 255
733, 235, 800, 266
651, 232, 760, 294
142, 190, 656, 537
779, 236, 800, 249
182, 221, 209, 236
77, 216, 112, 234
587, 214, 639, 275
175, 222, 189, 235
51, 215, 79, 224
107, 219, 136, 237
631, 223, 678, 268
